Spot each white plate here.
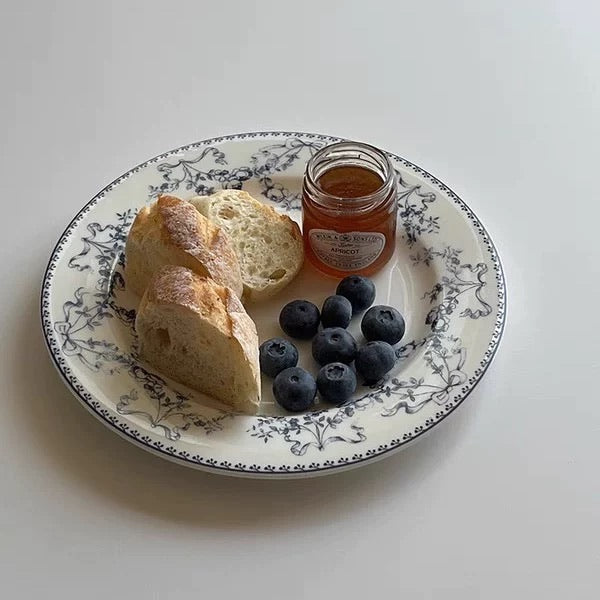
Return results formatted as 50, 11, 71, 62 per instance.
41, 131, 506, 478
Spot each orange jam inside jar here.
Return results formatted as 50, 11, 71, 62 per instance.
302, 142, 398, 277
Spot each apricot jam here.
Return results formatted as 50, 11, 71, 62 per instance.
302, 142, 398, 277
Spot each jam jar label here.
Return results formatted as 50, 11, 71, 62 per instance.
309, 229, 386, 271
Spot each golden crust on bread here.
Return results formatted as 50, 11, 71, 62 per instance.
125, 195, 243, 298
136, 265, 260, 413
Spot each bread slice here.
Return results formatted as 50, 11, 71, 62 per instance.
135, 265, 260, 414
125, 194, 243, 298
189, 190, 304, 302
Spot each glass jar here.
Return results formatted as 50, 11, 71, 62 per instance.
302, 141, 398, 277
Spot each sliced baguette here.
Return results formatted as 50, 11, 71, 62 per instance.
135, 265, 260, 414
189, 190, 304, 302
125, 194, 243, 298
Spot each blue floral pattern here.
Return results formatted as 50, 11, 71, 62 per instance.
41, 131, 506, 476
117, 367, 233, 442
148, 136, 325, 209
53, 209, 231, 439
249, 137, 324, 209
396, 172, 440, 245
148, 146, 254, 198
412, 245, 492, 331
55, 210, 135, 372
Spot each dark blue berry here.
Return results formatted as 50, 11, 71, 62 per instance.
312, 327, 358, 366
355, 341, 396, 383
279, 300, 320, 339
259, 338, 299, 378
273, 367, 317, 412
336, 275, 376, 313
321, 295, 353, 328
361, 305, 406, 345
317, 363, 357, 405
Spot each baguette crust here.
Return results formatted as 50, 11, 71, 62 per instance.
136, 266, 260, 413
125, 195, 243, 298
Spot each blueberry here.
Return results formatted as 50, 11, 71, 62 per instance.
273, 367, 317, 412
355, 341, 396, 383
317, 363, 357, 405
259, 338, 299, 378
321, 295, 353, 328
279, 300, 320, 339
312, 327, 358, 366
361, 305, 406, 345
336, 275, 376, 313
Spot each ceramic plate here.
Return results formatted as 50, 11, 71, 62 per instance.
41, 131, 506, 478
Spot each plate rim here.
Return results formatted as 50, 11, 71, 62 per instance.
40, 130, 507, 478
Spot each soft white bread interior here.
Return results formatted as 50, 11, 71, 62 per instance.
135, 265, 260, 414
125, 194, 243, 298
189, 190, 304, 302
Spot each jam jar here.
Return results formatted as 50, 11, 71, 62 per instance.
302, 141, 398, 277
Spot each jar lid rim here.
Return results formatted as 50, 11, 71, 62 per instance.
305, 141, 396, 205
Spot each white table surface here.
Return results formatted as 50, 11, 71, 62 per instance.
2, 1, 599, 598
